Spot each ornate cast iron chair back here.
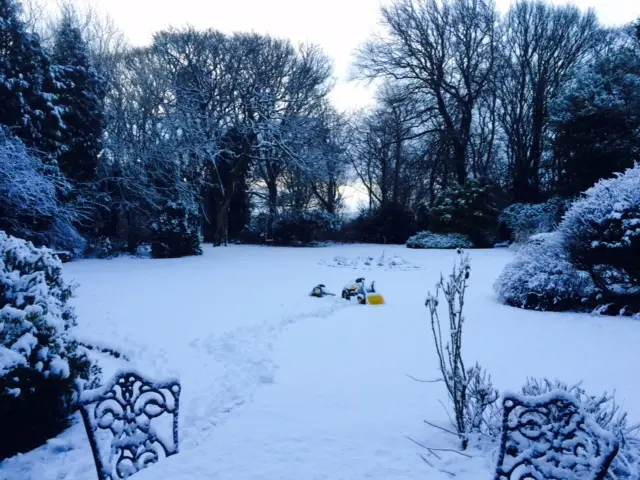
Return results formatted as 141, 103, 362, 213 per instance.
79, 372, 181, 480
494, 391, 619, 480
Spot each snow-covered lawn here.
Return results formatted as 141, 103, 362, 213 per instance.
2, 244, 640, 479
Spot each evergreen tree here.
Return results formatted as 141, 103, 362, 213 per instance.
0, 0, 64, 158
551, 32, 640, 197
52, 13, 106, 184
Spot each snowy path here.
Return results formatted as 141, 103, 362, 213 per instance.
135, 296, 491, 480
2, 245, 640, 479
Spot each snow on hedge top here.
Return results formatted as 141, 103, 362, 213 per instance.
406, 231, 474, 249
561, 163, 640, 249
0, 231, 77, 380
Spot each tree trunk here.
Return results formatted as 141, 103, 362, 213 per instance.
266, 172, 278, 239
528, 79, 547, 201
213, 199, 230, 246
392, 135, 402, 205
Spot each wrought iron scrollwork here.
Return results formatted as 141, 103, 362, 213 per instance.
80, 372, 181, 480
494, 392, 619, 480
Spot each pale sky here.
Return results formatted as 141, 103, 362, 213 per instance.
77, 0, 640, 112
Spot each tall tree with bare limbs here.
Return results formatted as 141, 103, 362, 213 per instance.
356, 0, 498, 186
497, 1, 600, 202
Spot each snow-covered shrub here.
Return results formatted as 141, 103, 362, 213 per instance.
519, 378, 640, 479
150, 200, 203, 259
494, 232, 596, 311
0, 232, 90, 459
500, 198, 569, 243
561, 164, 640, 313
0, 127, 85, 254
406, 231, 474, 249
464, 364, 501, 440
427, 180, 501, 247
84, 237, 127, 259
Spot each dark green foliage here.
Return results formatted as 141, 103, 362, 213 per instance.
551, 46, 640, 198
52, 14, 106, 184
272, 211, 341, 245
240, 210, 341, 246
0, 0, 64, 157
0, 368, 76, 460
344, 204, 416, 244
150, 200, 203, 258
427, 180, 501, 247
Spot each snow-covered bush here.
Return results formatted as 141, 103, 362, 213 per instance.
0, 232, 90, 459
519, 378, 640, 479
496, 165, 640, 314
150, 200, 203, 258
84, 237, 128, 259
500, 198, 569, 243
494, 232, 596, 311
406, 231, 474, 249
560, 164, 640, 313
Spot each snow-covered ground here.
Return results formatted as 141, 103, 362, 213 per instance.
2, 244, 640, 479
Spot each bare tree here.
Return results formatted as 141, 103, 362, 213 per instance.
307, 109, 352, 214
349, 85, 436, 212
497, 1, 600, 201
356, 0, 498, 186
243, 36, 333, 224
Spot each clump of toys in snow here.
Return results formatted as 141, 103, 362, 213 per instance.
310, 278, 385, 305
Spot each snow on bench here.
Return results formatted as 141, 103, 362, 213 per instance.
78, 371, 181, 480
494, 390, 619, 480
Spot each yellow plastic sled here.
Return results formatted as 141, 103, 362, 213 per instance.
367, 293, 385, 305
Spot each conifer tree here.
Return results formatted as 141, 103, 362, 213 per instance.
52, 13, 106, 184
0, 0, 64, 158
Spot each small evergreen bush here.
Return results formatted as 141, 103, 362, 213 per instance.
406, 231, 474, 249
427, 180, 501, 247
150, 200, 203, 258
